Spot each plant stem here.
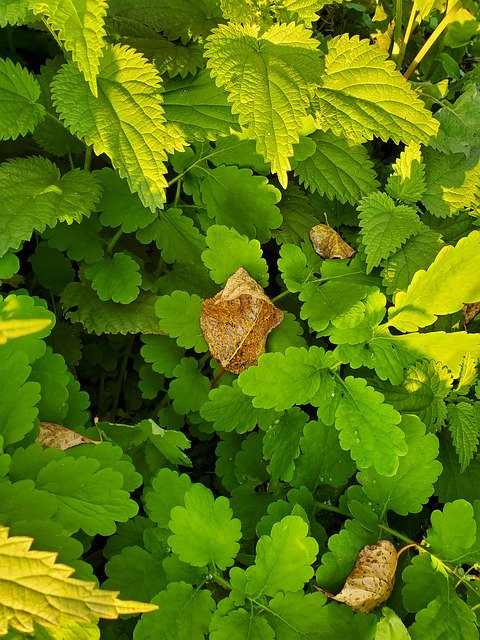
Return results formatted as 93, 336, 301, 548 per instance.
211, 569, 232, 591
391, 0, 404, 63
110, 334, 135, 421
315, 502, 349, 516
106, 228, 124, 255
379, 523, 415, 545
84, 145, 93, 172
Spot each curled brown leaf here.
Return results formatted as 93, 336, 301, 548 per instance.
309, 224, 355, 259
37, 422, 96, 450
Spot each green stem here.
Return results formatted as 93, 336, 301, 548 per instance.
173, 178, 182, 207
271, 289, 292, 303
110, 334, 135, 421
395, 1, 419, 69
391, 0, 403, 62
84, 145, 93, 172
379, 524, 415, 545
211, 569, 232, 591
315, 502, 349, 516
106, 228, 124, 255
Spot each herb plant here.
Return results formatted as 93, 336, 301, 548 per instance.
1, 0, 480, 638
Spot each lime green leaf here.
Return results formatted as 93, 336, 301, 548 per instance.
278, 243, 311, 293
327, 289, 387, 347
144, 468, 192, 528
0, 293, 54, 362
375, 607, 411, 640
205, 22, 322, 187
335, 376, 406, 475
0, 251, 19, 280
136, 208, 205, 265
358, 192, 422, 273
140, 335, 184, 378
273, 184, 319, 245
0, 525, 156, 637
162, 69, 236, 141
0, 57, 45, 140
31, 0, 107, 96
0, 351, 39, 445
96, 168, 157, 233
266, 310, 307, 352
169, 357, 211, 414
52, 44, 185, 211
422, 147, 480, 217
358, 415, 442, 515
104, 545, 167, 602
434, 84, 480, 156
210, 607, 275, 640
426, 500, 477, 565
448, 402, 480, 472
62, 284, 161, 334
200, 165, 282, 243
273, 0, 330, 24
388, 231, 480, 332
155, 291, 207, 352
0, 157, 101, 257
0, 0, 34, 26
241, 515, 318, 597
314, 34, 439, 144
300, 281, 371, 333
295, 130, 378, 204
263, 408, 308, 482
409, 594, 477, 640
44, 215, 104, 264
137, 419, 191, 467
84, 253, 141, 304
238, 346, 337, 411
263, 592, 328, 639
168, 484, 241, 569
133, 582, 215, 640
381, 224, 443, 295
210, 135, 270, 174
0, 318, 51, 345
202, 225, 268, 286
386, 143, 426, 204
291, 420, 356, 491
401, 553, 449, 614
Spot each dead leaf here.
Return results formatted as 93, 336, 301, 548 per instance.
463, 302, 480, 326
200, 267, 283, 374
328, 540, 397, 612
309, 224, 355, 259
37, 422, 96, 450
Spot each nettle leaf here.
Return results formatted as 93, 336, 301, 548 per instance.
202, 225, 268, 286
334, 376, 406, 476
52, 44, 185, 211
0, 157, 101, 257
0, 57, 45, 140
168, 484, 241, 570
155, 291, 207, 352
409, 593, 478, 640
434, 83, 480, 156
62, 284, 161, 335
169, 357, 211, 414
273, 184, 319, 245
238, 346, 337, 411
134, 582, 214, 640
358, 415, 442, 515
205, 21, 322, 187
31, 0, 107, 96
314, 34, 439, 144
84, 253, 142, 304
448, 402, 480, 472
263, 408, 308, 482
358, 192, 422, 273
199, 165, 282, 243
426, 499, 478, 565
239, 515, 318, 598
386, 143, 426, 204
0, 0, 35, 26
388, 230, 480, 332
162, 69, 236, 141
136, 207, 205, 265
422, 147, 480, 217
140, 335, 184, 378
291, 420, 357, 492
295, 130, 378, 204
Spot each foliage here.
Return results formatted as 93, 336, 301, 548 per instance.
1, 0, 480, 638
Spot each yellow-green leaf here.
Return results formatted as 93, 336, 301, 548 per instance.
0, 318, 51, 344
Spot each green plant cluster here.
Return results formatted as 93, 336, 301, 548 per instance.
1, 0, 480, 637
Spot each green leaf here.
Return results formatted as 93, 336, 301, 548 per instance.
202, 225, 268, 286
31, 0, 107, 96
273, 184, 319, 245
437, 436, 480, 504
278, 243, 311, 293
314, 34, 439, 144
0, 157, 101, 257
358, 192, 423, 273
266, 310, 307, 352
263, 408, 308, 482
374, 607, 411, 640
144, 468, 192, 528
133, 582, 215, 640
433, 84, 480, 156
140, 335, 184, 378
386, 143, 426, 203
0, 57, 45, 140
210, 607, 275, 640
265, 591, 328, 639
52, 44, 185, 211
291, 420, 357, 491
335, 376, 406, 475
62, 284, 161, 334
295, 130, 378, 204
169, 357, 211, 414
155, 291, 207, 352
238, 346, 337, 411
448, 402, 480, 472
84, 253, 142, 304
409, 594, 478, 640
388, 231, 480, 332
138, 418, 191, 467
358, 415, 442, 515
205, 21, 322, 187
30, 243, 75, 296
426, 500, 477, 565
300, 280, 371, 333
168, 484, 241, 569
104, 545, 167, 602
422, 147, 480, 217
44, 215, 104, 264
199, 165, 282, 243
162, 69, 236, 141
240, 515, 318, 598
29, 347, 70, 423
0, 0, 34, 26
401, 553, 449, 614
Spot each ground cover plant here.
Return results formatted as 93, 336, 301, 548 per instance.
1, 0, 480, 637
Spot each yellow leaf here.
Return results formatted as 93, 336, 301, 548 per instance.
0, 318, 51, 345
0, 526, 157, 636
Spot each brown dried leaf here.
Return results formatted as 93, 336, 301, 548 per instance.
200, 267, 283, 374
37, 422, 96, 450
309, 224, 355, 259
330, 540, 397, 612
463, 302, 480, 326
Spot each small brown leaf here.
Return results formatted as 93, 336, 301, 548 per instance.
200, 267, 283, 374
329, 540, 397, 612
309, 224, 355, 259
37, 422, 96, 450
463, 302, 480, 326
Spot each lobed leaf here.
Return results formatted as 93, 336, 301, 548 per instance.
155, 291, 207, 352
386, 143, 426, 204
84, 253, 141, 304
263, 408, 308, 482
0, 57, 45, 140
169, 357, 211, 414
409, 593, 478, 640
